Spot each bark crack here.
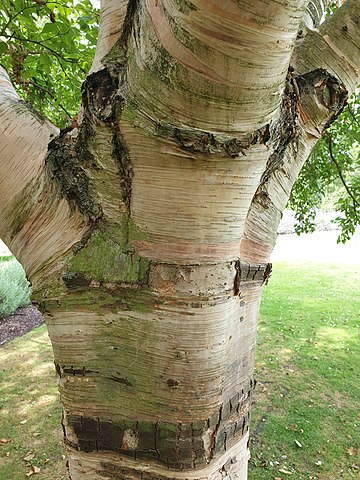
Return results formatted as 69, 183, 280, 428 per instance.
46, 130, 103, 221
262, 263, 273, 285
260, 70, 301, 185
80, 67, 133, 214
154, 422, 161, 461
104, 0, 140, 70
233, 261, 241, 296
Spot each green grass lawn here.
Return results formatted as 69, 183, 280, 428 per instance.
0, 327, 67, 479
250, 262, 360, 480
0, 262, 358, 479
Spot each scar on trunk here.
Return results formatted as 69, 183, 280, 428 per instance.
233, 260, 241, 296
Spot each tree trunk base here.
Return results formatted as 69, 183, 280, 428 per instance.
67, 432, 249, 480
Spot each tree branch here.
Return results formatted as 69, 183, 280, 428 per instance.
0, 1, 83, 36
0, 66, 87, 279
6, 34, 80, 64
90, 0, 129, 73
26, 79, 73, 120
0, 4, 40, 36
122, 0, 310, 135
292, 0, 360, 94
0, 66, 58, 237
347, 104, 360, 127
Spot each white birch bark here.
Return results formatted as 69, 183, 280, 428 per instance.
90, 0, 129, 73
0, 67, 88, 280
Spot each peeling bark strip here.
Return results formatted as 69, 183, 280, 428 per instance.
63, 383, 254, 470
233, 261, 267, 296
262, 263, 272, 285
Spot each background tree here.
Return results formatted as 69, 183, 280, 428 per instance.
0, 1, 359, 480
290, 89, 360, 242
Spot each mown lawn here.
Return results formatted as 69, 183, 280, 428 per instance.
0, 327, 67, 479
0, 262, 358, 479
250, 262, 360, 479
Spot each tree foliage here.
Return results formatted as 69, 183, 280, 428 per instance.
290, 90, 360, 243
0, 0, 99, 127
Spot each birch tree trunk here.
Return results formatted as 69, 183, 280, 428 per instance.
0, 1, 359, 479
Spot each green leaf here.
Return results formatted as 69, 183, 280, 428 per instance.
0, 0, 99, 128
42, 22, 59, 35
0, 42, 8, 54
78, 15, 92, 22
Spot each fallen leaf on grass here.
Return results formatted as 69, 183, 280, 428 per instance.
275, 477, 283, 480
0, 438, 12, 444
25, 465, 41, 476
19, 419, 28, 425
23, 453, 35, 462
347, 447, 358, 456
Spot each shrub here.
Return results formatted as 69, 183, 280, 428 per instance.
0, 258, 31, 317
